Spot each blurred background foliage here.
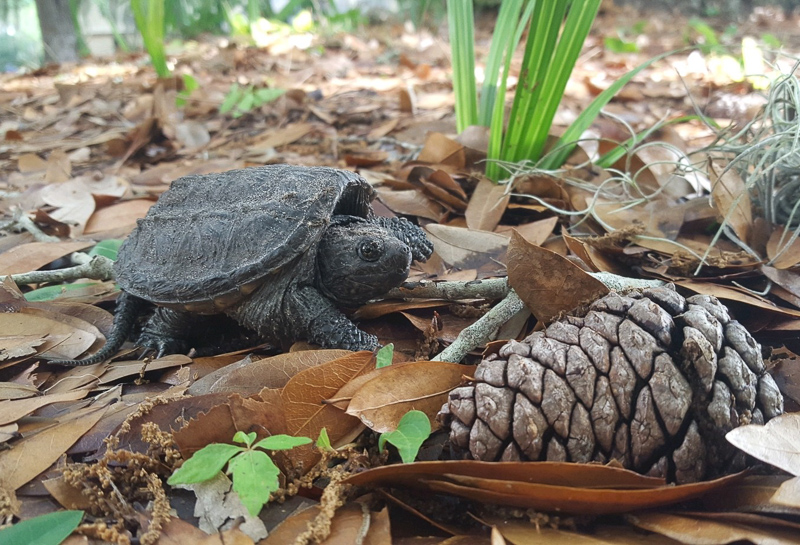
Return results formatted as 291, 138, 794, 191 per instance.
1, 0, 800, 70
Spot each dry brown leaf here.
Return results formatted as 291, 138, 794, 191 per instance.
425, 473, 743, 515
0, 311, 97, 361
465, 178, 510, 232
0, 381, 39, 400
258, 503, 390, 545
627, 512, 800, 545
425, 224, 508, 268
187, 350, 351, 396
767, 226, 800, 269
97, 354, 192, 384
709, 160, 752, 245
345, 361, 477, 432
0, 405, 106, 490
0, 335, 46, 362
676, 280, 800, 318
375, 188, 444, 221
486, 519, 680, 545
507, 230, 608, 323
84, 198, 154, 235
726, 413, 800, 476
153, 516, 213, 544
496, 217, 558, 248
282, 351, 374, 440
43, 476, 92, 510
417, 132, 466, 167
771, 477, 800, 509
0, 241, 94, 276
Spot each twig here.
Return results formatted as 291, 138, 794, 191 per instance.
433, 290, 525, 363
390, 277, 510, 300
8, 208, 59, 243
4, 255, 116, 285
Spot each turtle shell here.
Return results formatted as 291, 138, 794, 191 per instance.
115, 165, 374, 312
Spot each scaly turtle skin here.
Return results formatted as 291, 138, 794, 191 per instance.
50, 165, 433, 366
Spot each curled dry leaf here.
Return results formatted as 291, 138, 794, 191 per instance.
0, 309, 97, 361
0, 405, 107, 490
425, 224, 508, 269
345, 460, 742, 515
345, 361, 478, 433
507, 230, 609, 323
767, 226, 800, 270
465, 178, 510, 232
0, 240, 94, 276
771, 477, 800, 509
726, 413, 800, 476
627, 512, 800, 545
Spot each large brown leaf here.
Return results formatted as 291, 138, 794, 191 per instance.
345, 361, 477, 432
507, 230, 608, 322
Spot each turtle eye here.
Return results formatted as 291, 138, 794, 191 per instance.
358, 240, 383, 262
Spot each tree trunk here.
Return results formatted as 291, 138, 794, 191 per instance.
34, 0, 79, 64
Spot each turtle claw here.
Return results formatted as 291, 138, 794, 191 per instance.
136, 331, 189, 359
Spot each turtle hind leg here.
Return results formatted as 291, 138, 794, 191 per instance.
374, 216, 434, 262
47, 291, 149, 366
137, 309, 253, 358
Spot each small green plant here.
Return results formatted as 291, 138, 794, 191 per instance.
219, 83, 286, 118
0, 510, 83, 545
448, 0, 663, 181
88, 238, 124, 261
168, 431, 311, 516
379, 410, 432, 463
132, 0, 170, 78
176, 74, 199, 107
375, 343, 394, 368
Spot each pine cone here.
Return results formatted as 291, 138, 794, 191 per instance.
438, 286, 784, 483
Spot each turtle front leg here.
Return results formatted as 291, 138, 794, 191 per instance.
375, 216, 434, 262
283, 286, 378, 351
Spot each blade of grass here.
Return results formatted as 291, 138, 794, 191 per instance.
539, 49, 677, 170
478, 0, 526, 127
510, 0, 601, 164
503, 0, 567, 162
486, 0, 537, 181
132, 0, 170, 78
448, 0, 478, 132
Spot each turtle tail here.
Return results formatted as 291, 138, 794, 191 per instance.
47, 291, 148, 366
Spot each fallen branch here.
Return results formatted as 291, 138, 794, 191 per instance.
433, 289, 525, 363
390, 277, 510, 300
4, 256, 116, 285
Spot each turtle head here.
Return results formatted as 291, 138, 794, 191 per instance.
316, 217, 412, 305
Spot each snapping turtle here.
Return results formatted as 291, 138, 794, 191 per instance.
52, 165, 433, 366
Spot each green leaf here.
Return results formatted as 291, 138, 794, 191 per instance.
378, 410, 432, 464
233, 431, 256, 447
236, 89, 255, 114
220, 84, 243, 114
228, 450, 280, 516
316, 428, 332, 451
254, 87, 286, 105
88, 239, 123, 261
254, 434, 312, 451
604, 36, 639, 53
182, 73, 199, 92
0, 510, 83, 545
24, 283, 102, 302
167, 443, 243, 485
447, 0, 478, 132
375, 344, 394, 368
539, 48, 678, 170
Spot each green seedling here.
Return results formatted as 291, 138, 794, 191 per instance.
0, 510, 83, 545
176, 74, 200, 107
379, 410, 432, 463
376, 343, 394, 368
168, 431, 311, 516
220, 83, 286, 118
